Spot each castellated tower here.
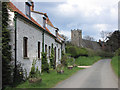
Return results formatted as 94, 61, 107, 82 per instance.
71, 29, 82, 47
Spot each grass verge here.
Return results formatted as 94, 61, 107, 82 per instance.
75, 56, 101, 66
111, 56, 120, 77
15, 67, 83, 88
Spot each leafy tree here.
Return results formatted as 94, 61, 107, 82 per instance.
106, 30, 120, 52
2, 2, 13, 88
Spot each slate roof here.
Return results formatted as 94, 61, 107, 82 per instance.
8, 2, 63, 44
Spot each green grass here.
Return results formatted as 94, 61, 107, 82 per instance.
15, 67, 83, 88
111, 56, 120, 77
75, 56, 101, 66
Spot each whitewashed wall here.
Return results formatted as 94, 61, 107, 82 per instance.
16, 17, 43, 76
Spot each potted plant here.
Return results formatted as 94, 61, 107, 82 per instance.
56, 64, 64, 74
67, 58, 74, 69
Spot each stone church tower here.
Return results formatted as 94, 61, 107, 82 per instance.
71, 29, 82, 47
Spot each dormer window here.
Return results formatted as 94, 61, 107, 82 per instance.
25, 2, 31, 18
43, 17, 46, 28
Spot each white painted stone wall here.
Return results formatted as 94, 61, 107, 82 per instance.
44, 33, 62, 65
16, 17, 43, 76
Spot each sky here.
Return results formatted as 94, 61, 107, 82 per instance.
33, 0, 119, 41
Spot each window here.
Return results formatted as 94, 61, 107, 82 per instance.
45, 44, 47, 53
26, 2, 31, 18
38, 42, 40, 59
43, 17, 46, 28
49, 46, 51, 58
23, 37, 28, 57
58, 49, 60, 60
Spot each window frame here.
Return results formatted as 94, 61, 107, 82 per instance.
38, 42, 40, 59
23, 37, 28, 58
25, 2, 31, 18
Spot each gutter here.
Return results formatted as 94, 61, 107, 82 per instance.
13, 12, 17, 81
42, 31, 44, 52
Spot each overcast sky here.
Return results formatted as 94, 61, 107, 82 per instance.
34, 0, 119, 41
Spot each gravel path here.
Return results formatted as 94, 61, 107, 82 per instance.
54, 59, 118, 88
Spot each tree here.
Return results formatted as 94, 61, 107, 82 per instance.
106, 30, 120, 52
83, 35, 95, 41
2, 2, 13, 88
100, 30, 111, 42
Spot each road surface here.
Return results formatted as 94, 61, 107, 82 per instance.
54, 59, 118, 88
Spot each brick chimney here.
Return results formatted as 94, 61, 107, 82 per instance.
30, 2, 34, 11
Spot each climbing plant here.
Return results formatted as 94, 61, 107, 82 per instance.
2, 2, 13, 88
50, 43, 55, 69
41, 52, 49, 73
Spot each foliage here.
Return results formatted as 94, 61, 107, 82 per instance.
67, 57, 74, 66
96, 51, 114, 58
115, 48, 120, 56
86, 48, 97, 57
111, 56, 120, 77
50, 43, 55, 69
29, 58, 41, 78
75, 56, 101, 66
56, 64, 64, 72
41, 52, 49, 73
13, 61, 26, 86
61, 51, 68, 66
106, 30, 120, 52
2, 2, 13, 88
16, 67, 83, 88
66, 46, 88, 58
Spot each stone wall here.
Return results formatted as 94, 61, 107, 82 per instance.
71, 29, 82, 47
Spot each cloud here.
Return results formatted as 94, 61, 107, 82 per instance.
34, 0, 119, 41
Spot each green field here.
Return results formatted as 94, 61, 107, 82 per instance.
111, 56, 120, 77
14, 67, 83, 88
75, 56, 101, 66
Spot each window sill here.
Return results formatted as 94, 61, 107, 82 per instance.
38, 58, 41, 60
24, 57, 29, 59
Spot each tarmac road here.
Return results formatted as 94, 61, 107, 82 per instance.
54, 59, 118, 88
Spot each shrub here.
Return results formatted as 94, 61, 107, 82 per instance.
67, 57, 74, 66
115, 48, 120, 56
96, 51, 114, 58
66, 46, 88, 58
56, 64, 64, 73
61, 51, 68, 66
50, 43, 55, 69
41, 52, 49, 73
29, 59, 41, 78
29, 58, 37, 78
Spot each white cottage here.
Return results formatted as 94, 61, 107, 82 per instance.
7, 1, 65, 76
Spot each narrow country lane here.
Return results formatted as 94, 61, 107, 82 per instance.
54, 59, 118, 88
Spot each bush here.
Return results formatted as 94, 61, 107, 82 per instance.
29, 59, 37, 78
61, 51, 68, 66
66, 46, 88, 58
56, 64, 64, 73
115, 48, 120, 56
67, 57, 74, 66
96, 51, 114, 58
41, 52, 49, 73
13, 61, 27, 86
